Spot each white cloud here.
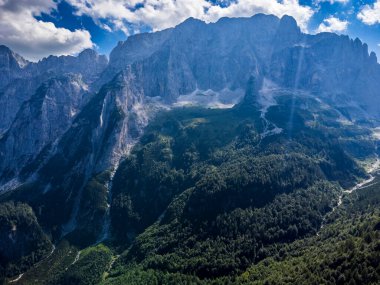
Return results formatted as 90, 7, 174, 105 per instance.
67, 0, 315, 34
358, 0, 380, 25
316, 16, 349, 33
314, 0, 349, 4
0, 0, 93, 61
205, 0, 314, 31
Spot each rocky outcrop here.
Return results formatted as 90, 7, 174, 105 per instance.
37, 49, 108, 86
0, 48, 107, 135
0, 75, 90, 183
0, 45, 29, 90
240, 74, 264, 107
0, 47, 109, 189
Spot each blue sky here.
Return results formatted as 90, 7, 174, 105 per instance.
1, 0, 380, 61
304, 0, 380, 57
37, 1, 128, 56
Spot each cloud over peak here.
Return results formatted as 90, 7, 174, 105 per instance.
0, 0, 93, 61
316, 16, 349, 33
2, 0, 379, 61
358, 0, 380, 25
67, 0, 314, 33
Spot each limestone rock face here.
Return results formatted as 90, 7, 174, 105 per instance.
0, 45, 29, 89
240, 75, 264, 107
0, 75, 90, 182
0, 48, 108, 188
104, 14, 380, 119
0, 48, 108, 135
37, 49, 108, 85
269, 34, 380, 114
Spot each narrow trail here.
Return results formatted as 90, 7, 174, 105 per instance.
47, 244, 56, 259
8, 243, 56, 283
9, 274, 23, 283
319, 157, 380, 233
71, 251, 81, 266
341, 157, 380, 198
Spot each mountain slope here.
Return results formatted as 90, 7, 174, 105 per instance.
0, 47, 107, 136
100, 87, 380, 284
105, 84, 369, 278
0, 75, 90, 185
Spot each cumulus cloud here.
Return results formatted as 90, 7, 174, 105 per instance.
0, 0, 93, 61
205, 0, 314, 30
358, 0, 380, 25
316, 16, 349, 33
67, 0, 315, 33
314, 0, 349, 4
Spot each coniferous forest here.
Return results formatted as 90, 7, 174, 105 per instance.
2, 96, 380, 284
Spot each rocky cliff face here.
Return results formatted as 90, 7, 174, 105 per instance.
0, 46, 108, 92
0, 48, 108, 135
37, 49, 108, 86
0, 48, 108, 189
105, 15, 285, 101
0, 74, 90, 183
101, 14, 380, 119
269, 34, 380, 108
0, 45, 29, 89
0, 69, 158, 239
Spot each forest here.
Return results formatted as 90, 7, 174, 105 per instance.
1, 95, 379, 285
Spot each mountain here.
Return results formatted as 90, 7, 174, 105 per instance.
0, 47, 108, 136
102, 14, 380, 119
0, 74, 90, 183
0, 13, 380, 284
0, 45, 29, 89
0, 48, 108, 192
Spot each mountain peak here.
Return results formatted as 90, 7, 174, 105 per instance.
79, 48, 98, 58
240, 74, 263, 107
176, 17, 206, 31
78, 48, 108, 65
280, 15, 298, 27
278, 14, 301, 35
370, 51, 378, 63
0, 45, 12, 54
0, 45, 29, 69
180, 17, 205, 25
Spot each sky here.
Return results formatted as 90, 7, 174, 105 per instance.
1, 0, 380, 61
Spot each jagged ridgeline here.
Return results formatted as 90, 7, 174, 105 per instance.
0, 13, 380, 285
